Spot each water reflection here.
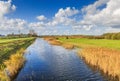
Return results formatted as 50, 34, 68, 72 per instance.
15, 38, 106, 81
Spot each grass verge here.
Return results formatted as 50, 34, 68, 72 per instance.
0, 49, 25, 81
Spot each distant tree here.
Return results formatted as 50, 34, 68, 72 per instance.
117, 33, 120, 39
28, 29, 37, 37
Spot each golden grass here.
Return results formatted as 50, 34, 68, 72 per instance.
48, 40, 62, 45
43, 37, 55, 41
62, 43, 74, 49
44, 37, 75, 49
44, 37, 62, 45
0, 64, 9, 81
0, 48, 25, 81
78, 47, 120, 81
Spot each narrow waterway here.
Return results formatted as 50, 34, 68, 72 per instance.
15, 38, 106, 81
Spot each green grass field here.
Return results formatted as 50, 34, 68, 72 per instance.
0, 37, 34, 43
0, 37, 35, 64
59, 38, 120, 50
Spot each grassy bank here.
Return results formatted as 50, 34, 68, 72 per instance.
79, 47, 120, 81
0, 37, 35, 81
58, 38, 120, 81
0, 37, 35, 64
0, 49, 25, 81
44, 37, 74, 49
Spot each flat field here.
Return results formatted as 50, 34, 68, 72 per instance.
59, 38, 120, 50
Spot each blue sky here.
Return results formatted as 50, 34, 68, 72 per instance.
9, 0, 96, 22
0, 0, 120, 35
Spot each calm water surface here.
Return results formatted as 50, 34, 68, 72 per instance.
15, 38, 106, 81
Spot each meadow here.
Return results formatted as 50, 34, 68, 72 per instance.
59, 38, 120, 50
58, 37, 120, 81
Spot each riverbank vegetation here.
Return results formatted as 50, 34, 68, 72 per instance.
44, 37, 74, 49
0, 37, 35, 81
57, 37, 120, 81
0, 49, 25, 81
0, 37, 35, 64
79, 47, 120, 81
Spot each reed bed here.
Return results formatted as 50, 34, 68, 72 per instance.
79, 47, 120, 81
0, 48, 25, 81
62, 43, 74, 49
44, 37, 75, 49
48, 40, 62, 45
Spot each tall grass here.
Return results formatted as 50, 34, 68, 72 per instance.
62, 43, 74, 49
0, 38, 35, 64
44, 37, 74, 49
0, 64, 9, 81
79, 47, 120, 81
0, 48, 25, 81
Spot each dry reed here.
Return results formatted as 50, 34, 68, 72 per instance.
0, 48, 25, 81
79, 47, 120, 81
62, 43, 74, 49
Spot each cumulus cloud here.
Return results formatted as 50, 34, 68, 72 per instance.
30, 7, 79, 28
55, 7, 79, 17
0, 0, 28, 34
0, 0, 16, 18
36, 15, 46, 21
1, 0, 120, 35
80, 0, 120, 29
29, 22, 46, 27
47, 7, 79, 26
0, 18, 27, 31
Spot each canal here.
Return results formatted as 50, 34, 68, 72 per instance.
15, 38, 105, 81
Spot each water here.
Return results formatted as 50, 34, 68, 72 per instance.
15, 38, 106, 81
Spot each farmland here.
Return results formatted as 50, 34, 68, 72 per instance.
58, 38, 120, 50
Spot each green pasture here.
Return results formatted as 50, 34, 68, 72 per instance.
59, 38, 120, 50
0, 37, 34, 43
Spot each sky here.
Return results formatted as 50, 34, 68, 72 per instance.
0, 0, 120, 35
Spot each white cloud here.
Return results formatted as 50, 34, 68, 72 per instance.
55, 7, 79, 17
1, 0, 120, 35
80, 0, 120, 29
0, 0, 16, 19
0, 17, 28, 32
0, 0, 28, 34
36, 15, 46, 21
48, 7, 79, 26
30, 7, 79, 29
29, 22, 46, 27
11, 5, 16, 11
